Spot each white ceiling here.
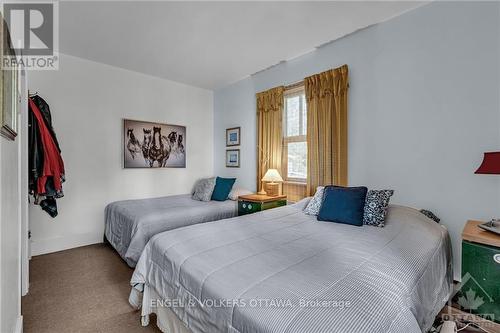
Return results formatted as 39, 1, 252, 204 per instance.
60, 1, 425, 90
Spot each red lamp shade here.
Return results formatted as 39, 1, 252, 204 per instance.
475, 152, 500, 174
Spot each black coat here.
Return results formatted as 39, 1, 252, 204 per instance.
28, 95, 62, 196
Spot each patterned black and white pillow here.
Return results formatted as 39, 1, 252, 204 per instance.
304, 186, 325, 215
192, 177, 216, 202
363, 190, 394, 227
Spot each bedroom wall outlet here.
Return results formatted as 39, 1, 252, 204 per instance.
439, 321, 457, 333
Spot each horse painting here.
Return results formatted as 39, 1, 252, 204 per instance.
124, 119, 186, 168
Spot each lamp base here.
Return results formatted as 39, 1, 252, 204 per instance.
258, 181, 267, 195
266, 182, 280, 197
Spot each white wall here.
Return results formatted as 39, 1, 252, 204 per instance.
214, 1, 500, 281
0, 72, 25, 333
29, 54, 214, 255
214, 78, 257, 191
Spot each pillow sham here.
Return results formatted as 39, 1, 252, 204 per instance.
228, 187, 253, 201
303, 186, 325, 215
192, 177, 216, 202
211, 177, 236, 201
363, 190, 394, 227
317, 186, 368, 226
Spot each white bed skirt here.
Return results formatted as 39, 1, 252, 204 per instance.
130, 284, 192, 333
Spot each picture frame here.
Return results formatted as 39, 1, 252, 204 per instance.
226, 149, 240, 168
123, 119, 186, 169
226, 127, 240, 146
0, 16, 18, 141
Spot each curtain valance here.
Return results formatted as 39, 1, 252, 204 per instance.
256, 86, 284, 114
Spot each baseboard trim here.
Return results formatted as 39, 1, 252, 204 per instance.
31, 232, 103, 256
14, 315, 22, 333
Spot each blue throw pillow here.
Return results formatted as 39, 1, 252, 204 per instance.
211, 177, 236, 201
317, 186, 368, 226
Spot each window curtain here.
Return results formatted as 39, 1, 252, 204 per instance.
305, 65, 349, 196
256, 86, 284, 192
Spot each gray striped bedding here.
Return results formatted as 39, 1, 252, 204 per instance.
104, 194, 237, 267
130, 199, 452, 333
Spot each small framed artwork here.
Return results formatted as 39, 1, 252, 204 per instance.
226, 127, 240, 146
226, 149, 240, 168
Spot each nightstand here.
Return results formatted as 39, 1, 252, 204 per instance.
237, 194, 287, 216
460, 220, 500, 323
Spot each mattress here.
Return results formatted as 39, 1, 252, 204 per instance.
104, 194, 237, 267
130, 199, 453, 333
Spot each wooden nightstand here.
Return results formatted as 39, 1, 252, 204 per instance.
237, 194, 287, 216
460, 220, 500, 323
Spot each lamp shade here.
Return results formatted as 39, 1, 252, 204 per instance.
475, 152, 500, 174
262, 169, 283, 182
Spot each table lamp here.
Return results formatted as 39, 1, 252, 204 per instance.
258, 169, 283, 197
475, 152, 500, 175
474, 151, 500, 234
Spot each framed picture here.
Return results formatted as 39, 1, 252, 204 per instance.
226, 127, 240, 146
0, 17, 18, 141
226, 149, 240, 168
124, 119, 186, 168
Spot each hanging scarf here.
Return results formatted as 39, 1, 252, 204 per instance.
29, 98, 65, 195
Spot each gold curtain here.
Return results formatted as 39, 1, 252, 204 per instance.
305, 65, 349, 196
256, 86, 284, 191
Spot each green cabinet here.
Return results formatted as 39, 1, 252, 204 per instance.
238, 199, 286, 216
460, 240, 500, 322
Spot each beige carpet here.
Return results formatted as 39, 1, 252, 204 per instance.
22, 243, 161, 333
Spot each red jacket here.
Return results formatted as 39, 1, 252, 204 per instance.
29, 99, 65, 194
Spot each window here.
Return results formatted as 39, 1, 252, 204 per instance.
283, 86, 307, 182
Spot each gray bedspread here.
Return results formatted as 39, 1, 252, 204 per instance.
130, 200, 452, 333
105, 194, 237, 267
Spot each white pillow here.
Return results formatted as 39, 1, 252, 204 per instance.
228, 187, 253, 201
303, 186, 325, 215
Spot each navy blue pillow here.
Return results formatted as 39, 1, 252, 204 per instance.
317, 186, 368, 226
211, 177, 236, 201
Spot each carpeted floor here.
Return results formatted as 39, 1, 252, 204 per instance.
22, 243, 161, 333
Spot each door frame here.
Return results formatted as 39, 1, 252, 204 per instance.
19, 68, 29, 296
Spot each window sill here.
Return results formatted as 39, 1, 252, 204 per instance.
283, 181, 306, 186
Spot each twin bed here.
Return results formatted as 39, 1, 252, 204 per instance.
122, 198, 453, 333
104, 194, 238, 267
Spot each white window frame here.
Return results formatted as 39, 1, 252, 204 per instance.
283, 85, 307, 183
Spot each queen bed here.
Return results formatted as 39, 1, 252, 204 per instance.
129, 198, 452, 333
104, 194, 238, 267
